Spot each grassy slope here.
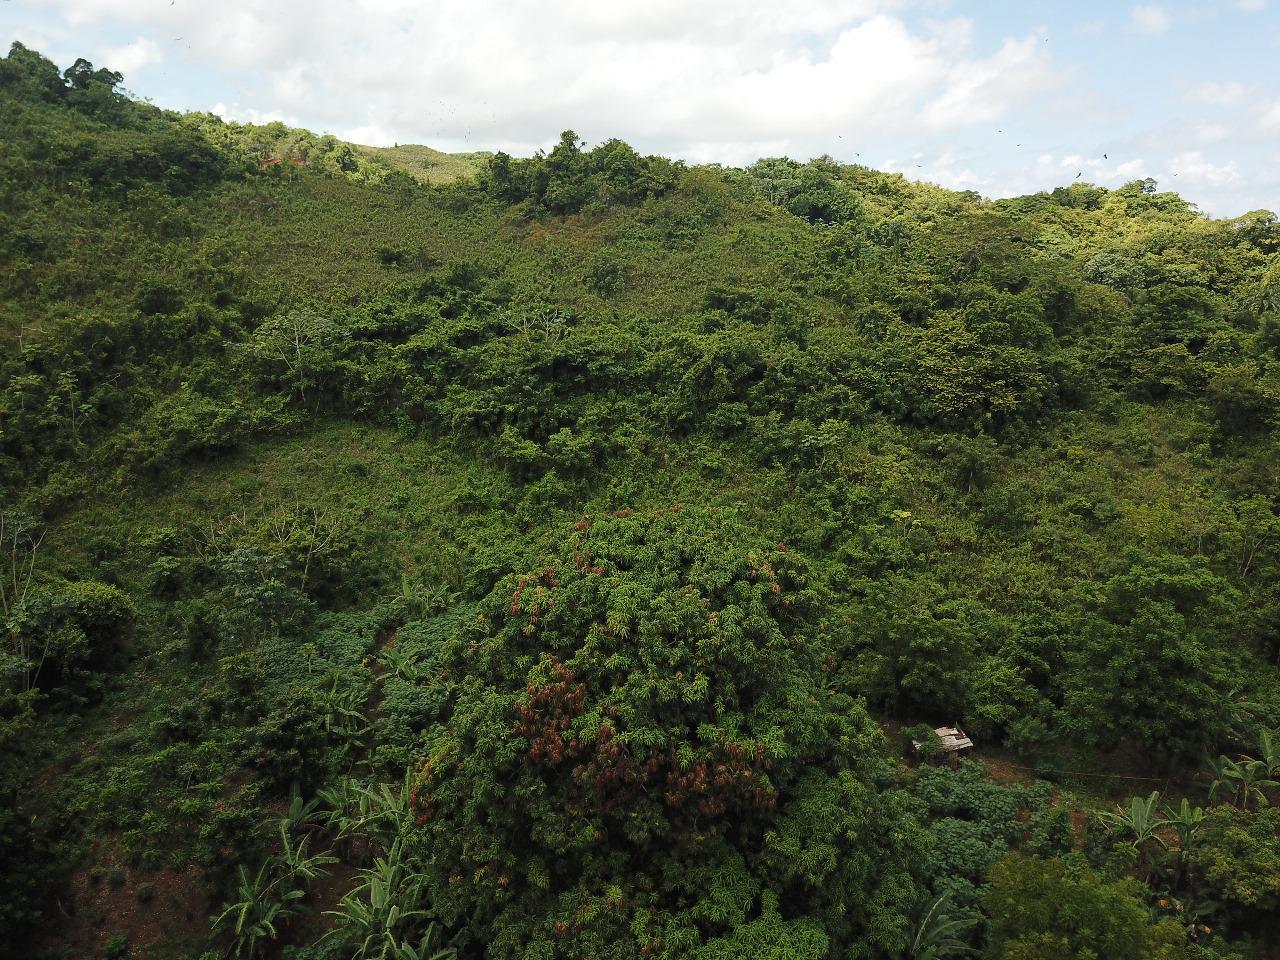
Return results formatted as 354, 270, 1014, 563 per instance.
356, 143, 490, 184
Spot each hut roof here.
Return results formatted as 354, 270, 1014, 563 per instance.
912, 725, 974, 753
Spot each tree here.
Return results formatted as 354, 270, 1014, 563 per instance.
0, 510, 43, 623
409, 508, 924, 959
247, 309, 348, 409
983, 855, 1189, 960
1185, 805, 1280, 938
4, 576, 135, 692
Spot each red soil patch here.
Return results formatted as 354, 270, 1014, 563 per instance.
981, 756, 1032, 786
38, 835, 212, 959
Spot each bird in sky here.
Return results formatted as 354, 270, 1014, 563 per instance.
1103, 153, 1108, 159
1075, 171, 1082, 179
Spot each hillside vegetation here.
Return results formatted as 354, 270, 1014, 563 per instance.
2, 42, 1280, 960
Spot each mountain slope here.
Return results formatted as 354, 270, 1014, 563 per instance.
2, 41, 1279, 960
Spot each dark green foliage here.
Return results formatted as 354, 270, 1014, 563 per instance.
1184, 805, 1280, 935
482, 131, 680, 213
410, 508, 924, 958
912, 760, 1050, 917
982, 855, 1188, 960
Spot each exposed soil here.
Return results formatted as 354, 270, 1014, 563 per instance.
980, 756, 1033, 786
39, 835, 211, 960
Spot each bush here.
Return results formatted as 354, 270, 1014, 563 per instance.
101, 931, 129, 959
983, 855, 1189, 960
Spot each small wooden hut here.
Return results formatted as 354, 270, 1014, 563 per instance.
912, 724, 974, 765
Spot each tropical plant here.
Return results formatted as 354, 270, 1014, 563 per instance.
1096, 791, 1166, 850
273, 820, 337, 884
902, 892, 977, 959
378, 642, 424, 682
1209, 755, 1279, 810
1162, 798, 1207, 852
280, 787, 324, 832
1258, 727, 1280, 778
213, 821, 336, 958
323, 839, 452, 960
213, 862, 306, 959
318, 668, 369, 741
1096, 791, 1168, 882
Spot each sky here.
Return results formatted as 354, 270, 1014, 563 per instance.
5, 0, 1280, 217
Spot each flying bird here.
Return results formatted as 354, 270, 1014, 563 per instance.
1075, 172, 1082, 179
1103, 153, 1108, 159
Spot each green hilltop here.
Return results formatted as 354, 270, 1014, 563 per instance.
357, 142, 491, 184
2, 40, 1279, 960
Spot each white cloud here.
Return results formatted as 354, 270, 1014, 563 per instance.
211, 101, 292, 126
887, 149, 991, 191
1167, 151, 1241, 187
1188, 80, 1245, 104
32, 0, 1059, 159
102, 36, 162, 79
1234, 0, 1266, 10
921, 34, 1055, 126
1190, 121, 1233, 142
1263, 99, 1280, 128
1131, 5, 1172, 33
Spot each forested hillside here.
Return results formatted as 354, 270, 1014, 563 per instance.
2, 42, 1279, 960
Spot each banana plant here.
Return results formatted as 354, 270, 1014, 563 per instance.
357, 769, 415, 844
378, 642, 424, 682
1161, 798, 1206, 851
1258, 727, 1280, 778
275, 820, 338, 885
214, 818, 337, 958
904, 892, 977, 959
319, 668, 370, 742
1210, 755, 1279, 810
318, 772, 414, 847
324, 839, 449, 960
213, 862, 306, 959
318, 776, 364, 834
281, 786, 324, 832
1096, 791, 1166, 850
390, 923, 457, 960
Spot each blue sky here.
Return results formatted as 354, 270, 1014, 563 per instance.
5, 0, 1279, 216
